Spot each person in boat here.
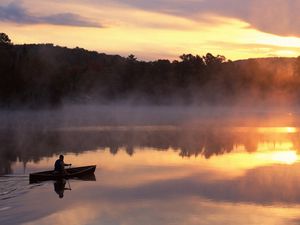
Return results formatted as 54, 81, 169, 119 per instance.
54, 155, 71, 174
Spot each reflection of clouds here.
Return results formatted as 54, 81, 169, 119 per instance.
5, 152, 300, 225
23, 205, 99, 225
92, 163, 300, 205
15, 150, 300, 206
22, 199, 300, 225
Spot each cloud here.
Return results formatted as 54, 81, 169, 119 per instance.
110, 0, 300, 37
197, 0, 300, 37
41, 13, 101, 28
2, 0, 299, 35
0, 2, 102, 28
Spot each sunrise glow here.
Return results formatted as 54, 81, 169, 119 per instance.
2, 1, 300, 60
4, 1, 300, 224
256, 127, 298, 133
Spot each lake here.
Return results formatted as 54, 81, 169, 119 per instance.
1, 106, 300, 225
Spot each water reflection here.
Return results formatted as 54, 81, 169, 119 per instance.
2, 148, 300, 225
1, 125, 300, 174
53, 177, 97, 199
2, 124, 300, 224
54, 179, 70, 199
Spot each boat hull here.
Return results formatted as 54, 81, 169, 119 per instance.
29, 165, 96, 183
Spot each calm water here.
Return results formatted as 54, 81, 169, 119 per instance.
2, 108, 300, 225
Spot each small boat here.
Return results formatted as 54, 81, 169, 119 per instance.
29, 165, 96, 183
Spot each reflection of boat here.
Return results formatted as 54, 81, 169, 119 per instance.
29, 165, 96, 183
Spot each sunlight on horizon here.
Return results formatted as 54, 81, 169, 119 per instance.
256, 127, 298, 133
2, 12, 300, 60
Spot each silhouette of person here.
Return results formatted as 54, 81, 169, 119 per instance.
54, 155, 71, 174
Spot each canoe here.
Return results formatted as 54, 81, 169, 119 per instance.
29, 165, 96, 183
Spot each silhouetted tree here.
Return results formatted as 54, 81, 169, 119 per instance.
0, 33, 12, 45
127, 54, 137, 62
203, 53, 226, 66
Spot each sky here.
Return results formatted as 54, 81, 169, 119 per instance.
1, 0, 300, 61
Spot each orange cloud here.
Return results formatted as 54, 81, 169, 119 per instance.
1, 1, 300, 60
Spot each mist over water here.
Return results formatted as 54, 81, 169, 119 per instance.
1, 104, 300, 168
0, 104, 299, 127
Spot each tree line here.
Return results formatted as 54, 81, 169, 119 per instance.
1, 33, 300, 108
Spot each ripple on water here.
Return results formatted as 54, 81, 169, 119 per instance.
0, 176, 39, 202
0, 206, 11, 211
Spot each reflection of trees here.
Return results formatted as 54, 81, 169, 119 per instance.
0, 129, 18, 174
1, 127, 300, 174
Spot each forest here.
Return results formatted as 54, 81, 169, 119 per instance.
1, 33, 300, 108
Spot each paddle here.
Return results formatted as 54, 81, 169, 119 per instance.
66, 163, 72, 174
66, 163, 72, 190
66, 179, 72, 191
